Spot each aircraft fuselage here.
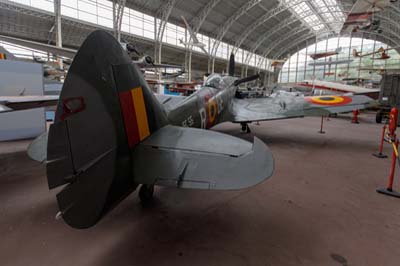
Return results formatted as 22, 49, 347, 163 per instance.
166, 74, 237, 129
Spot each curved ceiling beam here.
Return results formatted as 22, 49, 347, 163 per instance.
242, 17, 301, 66
210, 0, 261, 59
250, 16, 299, 54
262, 27, 311, 59
154, 0, 178, 63
185, 0, 221, 80
242, 5, 345, 63
190, 0, 222, 34
232, 1, 289, 54
274, 30, 400, 60
267, 6, 400, 60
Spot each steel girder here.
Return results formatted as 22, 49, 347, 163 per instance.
274, 29, 400, 61
242, 19, 304, 75
154, 0, 177, 64
262, 27, 311, 60
231, 2, 288, 55
209, 0, 261, 72
185, 0, 221, 80
112, 0, 126, 42
243, 16, 299, 66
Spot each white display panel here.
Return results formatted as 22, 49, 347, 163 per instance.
0, 60, 45, 141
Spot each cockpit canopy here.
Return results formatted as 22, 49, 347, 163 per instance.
204, 74, 232, 90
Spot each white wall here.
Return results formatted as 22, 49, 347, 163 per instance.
0, 60, 45, 141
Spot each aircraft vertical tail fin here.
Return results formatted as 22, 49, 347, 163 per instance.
46, 30, 168, 229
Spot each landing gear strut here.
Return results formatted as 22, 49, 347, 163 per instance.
139, 184, 154, 203
241, 122, 251, 133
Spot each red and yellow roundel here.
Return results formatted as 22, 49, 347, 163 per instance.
305, 95, 352, 106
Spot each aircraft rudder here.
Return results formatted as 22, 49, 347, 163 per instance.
46, 30, 166, 229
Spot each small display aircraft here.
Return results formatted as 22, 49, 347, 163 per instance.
180, 16, 208, 55
352, 46, 399, 60
341, 0, 397, 34
309, 47, 342, 60
270, 59, 286, 68
308, 58, 353, 66
1, 31, 374, 229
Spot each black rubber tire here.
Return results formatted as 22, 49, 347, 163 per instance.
376, 110, 383, 124
139, 184, 154, 203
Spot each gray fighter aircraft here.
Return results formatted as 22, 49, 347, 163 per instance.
2, 31, 373, 229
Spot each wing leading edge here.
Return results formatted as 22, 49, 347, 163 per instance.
0, 95, 59, 113
132, 125, 274, 190
231, 93, 374, 123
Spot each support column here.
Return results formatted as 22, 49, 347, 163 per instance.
113, 0, 126, 42
54, 0, 62, 69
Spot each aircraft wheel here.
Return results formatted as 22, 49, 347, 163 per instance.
246, 124, 251, 133
241, 122, 251, 133
241, 122, 247, 132
139, 184, 154, 203
376, 110, 383, 124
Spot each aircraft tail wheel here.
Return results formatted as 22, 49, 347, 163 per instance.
241, 122, 247, 132
246, 124, 251, 133
241, 122, 251, 133
139, 184, 154, 203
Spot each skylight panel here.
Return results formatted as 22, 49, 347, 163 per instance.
282, 0, 345, 34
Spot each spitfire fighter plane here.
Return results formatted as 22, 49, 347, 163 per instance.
1, 31, 374, 229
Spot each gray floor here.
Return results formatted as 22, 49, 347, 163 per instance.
1, 112, 400, 266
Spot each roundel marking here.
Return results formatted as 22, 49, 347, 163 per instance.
306, 95, 352, 105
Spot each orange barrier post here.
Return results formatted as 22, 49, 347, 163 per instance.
377, 108, 400, 198
373, 124, 388, 158
318, 116, 325, 134
377, 138, 400, 198
351, 109, 359, 124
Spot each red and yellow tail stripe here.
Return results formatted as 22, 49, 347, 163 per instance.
0, 53, 6, 60
118, 87, 150, 148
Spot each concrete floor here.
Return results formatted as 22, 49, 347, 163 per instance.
1, 112, 400, 266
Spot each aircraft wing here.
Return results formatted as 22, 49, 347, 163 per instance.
0, 35, 76, 58
0, 95, 59, 113
231, 93, 374, 123
132, 125, 274, 190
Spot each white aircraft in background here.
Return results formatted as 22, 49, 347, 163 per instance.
294, 79, 380, 99
180, 16, 209, 55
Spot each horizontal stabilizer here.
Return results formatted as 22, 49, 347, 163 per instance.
0, 95, 58, 112
0, 104, 11, 112
27, 132, 48, 163
132, 125, 274, 190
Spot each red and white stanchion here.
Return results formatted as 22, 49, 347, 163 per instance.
377, 108, 400, 198
318, 116, 325, 134
373, 124, 388, 158
351, 109, 360, 124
